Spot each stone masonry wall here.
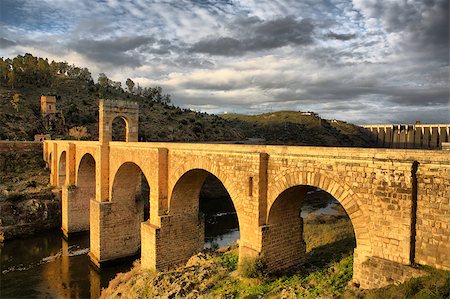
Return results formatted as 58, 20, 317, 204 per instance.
354, 255, 426, 289
262, 187, 306, 272
415, 162, 450, 269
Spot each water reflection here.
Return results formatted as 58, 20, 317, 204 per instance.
1, 231, 132, 299
204, 212, 240, 249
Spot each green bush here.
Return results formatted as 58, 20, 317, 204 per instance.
239, 256, 266, 278
218, 252, 239, 271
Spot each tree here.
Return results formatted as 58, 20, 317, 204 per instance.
126, 78, 135, 93
98, 73, 109, 88
11, 93, 21, 112
98, 73, 110, 97
7, 69, 16, 88
69, 126, 90, 140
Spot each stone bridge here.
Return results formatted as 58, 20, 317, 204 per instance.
44, 100, 449, 289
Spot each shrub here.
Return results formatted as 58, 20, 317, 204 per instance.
218, 252, 239, 271
26, 180, 37, 188
239, 256, 266, 278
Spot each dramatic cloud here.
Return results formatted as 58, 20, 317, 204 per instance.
190, 16, 314, 56
0, 0, 448, 124
67, 36, 155, 67
326, 32, 356, 41
0, 37, 17, 48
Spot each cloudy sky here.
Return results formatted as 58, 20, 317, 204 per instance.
1, 0, 449, 124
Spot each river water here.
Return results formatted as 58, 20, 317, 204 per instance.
0, 214, 242, 298
1, 191, 340, 298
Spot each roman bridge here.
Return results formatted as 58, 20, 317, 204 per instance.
43, 100, 449, 289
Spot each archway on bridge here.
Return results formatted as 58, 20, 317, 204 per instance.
111, 116, 127, 141
169, 169, 240, 262
109, 162, 150, 257
200, 174, 240, 250
58, 151, 66, 187
47, 152, 52, 170
263, 185, 356, 274
74, 153, 96, 231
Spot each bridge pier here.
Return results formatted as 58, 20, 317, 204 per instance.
61, 187, 90, 237
141, 213, 204, 271
353, 251, 425, 289
89, 199, 144, 267
260, 187, 307, 272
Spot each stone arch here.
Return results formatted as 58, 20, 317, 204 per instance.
165, 168, 241, 266
74, 153, 96, 231
169, 161, 242, 215
169, 168, 241, 218
265, 170, 373, 272
48, 152, 52, 169
58, 151, 67, 187
110, 115, 129, 142
268, 171, 370, 249
99, 99, 139, 143
108, 162, 150, 257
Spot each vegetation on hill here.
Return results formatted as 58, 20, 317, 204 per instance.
1, 53, 375, 147
221, 111, 375, 147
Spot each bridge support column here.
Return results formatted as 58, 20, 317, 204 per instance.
260, 188, 307, 272
61, 187, 90, 237
141, 213, 204, 271
352, 251, 425, 289
89, 198, 144, 267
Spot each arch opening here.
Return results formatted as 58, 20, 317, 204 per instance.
58, 151, 66, 187
47, 152, 52, 170
74, 153, 96, 231
111, 116, 127, 141
168, 169, 240, 263
109, 162, 150, 258
264, 185, 356, 274
200, 174, 240, 250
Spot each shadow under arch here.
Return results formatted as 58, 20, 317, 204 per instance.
108, 162, 150, 258
47, 152, 52, 170
58, 151, 67, 187
111, 115, 129, 142
168, 169, 241, 264
75, 153, 96, 231
263, 171, 373, 274
267, 172, 372, 254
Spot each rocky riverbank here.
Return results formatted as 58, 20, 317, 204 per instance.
0, 145, 61, 242
0, 190, 61, 241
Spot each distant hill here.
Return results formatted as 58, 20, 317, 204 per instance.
221, 111, 375, 147
0, 54, 375, 147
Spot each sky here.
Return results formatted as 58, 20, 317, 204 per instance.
0, 0, 449, 124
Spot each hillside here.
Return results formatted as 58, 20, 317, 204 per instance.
0, 77, 243, 142
0, 54, 375, 147
221, 111, 375, 147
